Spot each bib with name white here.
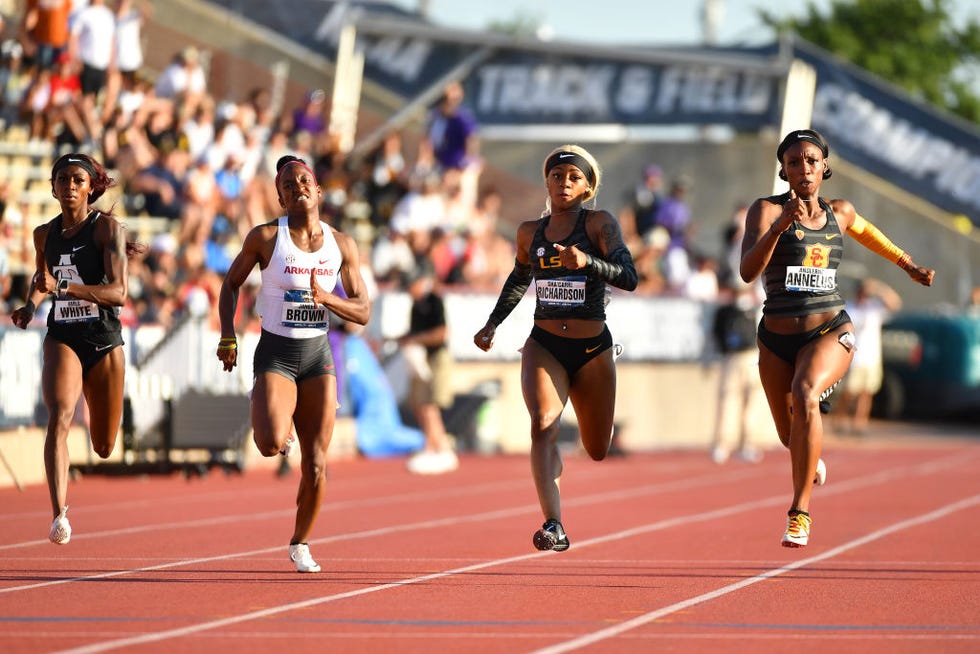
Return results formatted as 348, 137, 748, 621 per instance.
536, 276, 587, 307
53, 299, 99, 323
784, 266, 836, 292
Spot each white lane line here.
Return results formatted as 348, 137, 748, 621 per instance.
531, 493, 980, 654
0, 451, 972, 596
51, 486, 980, 651
0, 464, 765, 552
0, 467, 766, 594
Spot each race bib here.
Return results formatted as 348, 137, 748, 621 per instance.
536, 276, 587, 307
784, 266, 836, 292
280, 289, 327, 328
53, 299, 99, 323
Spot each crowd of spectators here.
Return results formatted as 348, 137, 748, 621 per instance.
0, 0, 737, 340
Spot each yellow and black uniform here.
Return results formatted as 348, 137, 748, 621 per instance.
43, 211, 124, 373
756, 193, 850, 363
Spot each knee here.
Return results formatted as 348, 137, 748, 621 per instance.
790, 382, 822, 416
528, 411, 560, 441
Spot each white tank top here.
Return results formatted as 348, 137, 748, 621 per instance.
256, 217, 343, 339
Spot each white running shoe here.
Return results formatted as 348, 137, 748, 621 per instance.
289, 543, 321, 573
813, 458, 827, 486
279, 434, 297, 457
49, 506, 71, 545
711, 445, 730, 464
406, 449, 459, 475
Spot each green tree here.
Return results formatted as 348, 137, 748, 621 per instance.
760, 0, 980, 124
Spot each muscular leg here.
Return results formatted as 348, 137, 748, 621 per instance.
568, 349, 616, 461
82, 347, 125, 459
758, 347, 794, 449
521, 339, 569, 523
788, 331, 853, 513
251, 371, 297, 457
41, 339, 83, 518
290, 374, 336, 544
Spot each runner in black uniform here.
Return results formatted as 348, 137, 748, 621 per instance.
474, 144, 637, 552
11, 152, 144, 544
740, 129, 934, 547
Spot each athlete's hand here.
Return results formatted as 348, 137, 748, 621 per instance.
309, 269, 327, 306
34, 269, 56, 295
216, 340, 238, 372
10, 305, 33, 329
905, 262, 935, 287
474, 322, 496, 352
554, 243, 587, 270
773, 188, 804, 234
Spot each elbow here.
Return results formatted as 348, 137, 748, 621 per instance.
620, 273, 638, 292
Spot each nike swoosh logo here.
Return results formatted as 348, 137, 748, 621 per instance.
559, 153, 573, 158
824, 234, 840, 240
95, 344, 114, 352
585, 345, 600, 353
72, 245, 85, 251
318, 259, 329, 264
819, 326, 832, 335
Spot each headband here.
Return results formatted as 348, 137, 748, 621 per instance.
776, 130, 829, 162
52, 155, 98, 181
545, 151, 595, 187
274, 157, 316, 188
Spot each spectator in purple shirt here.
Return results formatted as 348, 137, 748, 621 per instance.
423, 81, 479, 172
654, 175, 692, 250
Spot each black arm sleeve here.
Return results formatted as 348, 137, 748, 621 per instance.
584, 246, 638, 291
488, 259, 533, 326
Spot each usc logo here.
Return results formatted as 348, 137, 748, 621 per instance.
802, 244, 830, 268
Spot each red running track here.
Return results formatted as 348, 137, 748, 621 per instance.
0, 435, 978, 654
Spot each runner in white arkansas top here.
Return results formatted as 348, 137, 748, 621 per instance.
256, 215, 342, 338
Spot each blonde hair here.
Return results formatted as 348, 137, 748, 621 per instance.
541, 144, 602, 216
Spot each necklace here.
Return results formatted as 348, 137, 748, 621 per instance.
61, 211, 92, 235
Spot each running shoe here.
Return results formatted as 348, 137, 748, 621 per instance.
781, 510, 811, 547
49, 506, 71, 545
406, 449, 459, 475
813, 458, 827, 486
288, 543, 321, 573
279, 433, 297, 458
533, 519, 570, 552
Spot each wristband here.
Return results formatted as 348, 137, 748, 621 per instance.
24, 299, 36, 315
58, 278, 69, 297
218, 336, 238, 351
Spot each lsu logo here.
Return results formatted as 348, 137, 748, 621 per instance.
538, 254, 562, 269
802, 244, 830, 268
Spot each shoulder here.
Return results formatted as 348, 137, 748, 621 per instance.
585, 208, 616, 226
243, 220, 278, 247
827, 198, 855, 216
